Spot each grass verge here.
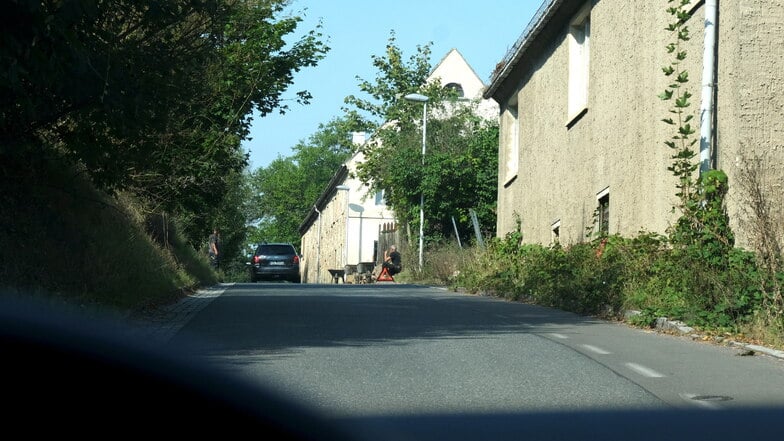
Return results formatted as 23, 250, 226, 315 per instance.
1, 157, 217, 315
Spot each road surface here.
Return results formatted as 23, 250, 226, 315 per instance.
166, 283, 784, 418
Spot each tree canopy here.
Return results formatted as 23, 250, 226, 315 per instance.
246, 116, 357, 246
348, 33, 498, 244
1, 0, 329, 257
222, 30, 499, 256
342, 30, 433, 131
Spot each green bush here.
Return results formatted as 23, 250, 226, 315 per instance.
451, 226, 768, 334
455, 233, 627, 316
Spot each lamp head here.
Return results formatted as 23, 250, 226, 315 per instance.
403, 93, 429, 103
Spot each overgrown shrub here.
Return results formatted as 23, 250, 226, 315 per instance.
456, 232, 627, 316
418, 240, 472, 285
735, 152, 784, 344
452, 224, 768, 334
624, 245, 762, 331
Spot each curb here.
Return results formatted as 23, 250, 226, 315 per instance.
727, 341, 784, 360
625, 310, 784, 361
126, 283, 231, 344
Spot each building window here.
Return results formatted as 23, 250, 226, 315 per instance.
597, 192, 609, 235
444, 82, 465, 98
374, 189, 386, 206
504, 96, 519, 186
568, 2, 591, 123
551, 219, 561, 244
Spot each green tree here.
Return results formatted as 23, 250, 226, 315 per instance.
348, 33, 498, 244
247, 116, 356, 246
360, 106, 498, 242
343, 31, 434, 130
1, 0, 329, 249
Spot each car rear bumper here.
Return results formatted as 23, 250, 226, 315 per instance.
250, 265, 300, 281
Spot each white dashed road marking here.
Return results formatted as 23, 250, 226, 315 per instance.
625, 362, 665, 378
549, 333, 569, 339
581, 344, 612, 355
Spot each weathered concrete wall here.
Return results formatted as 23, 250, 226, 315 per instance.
716, 0, 784, 248
300, 189, 350, 284
495, 0, 783, 248
498, 1, 677, 243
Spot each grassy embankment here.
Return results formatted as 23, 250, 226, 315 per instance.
1, 160, 217, 316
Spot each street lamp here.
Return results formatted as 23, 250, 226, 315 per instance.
403, 93, 429, 271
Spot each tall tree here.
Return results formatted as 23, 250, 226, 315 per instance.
348, 33, 498, 243
343, 30, 433, 130
1, 0, 329, 248
247, 116, 356, 245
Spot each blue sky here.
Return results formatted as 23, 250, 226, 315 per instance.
244, 0, 544, 169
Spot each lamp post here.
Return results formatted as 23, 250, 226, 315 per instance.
336, 185, 350, 269
403, 93, 429, 271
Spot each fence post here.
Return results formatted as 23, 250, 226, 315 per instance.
451, 216, 463, 248
469, 209, 485, 249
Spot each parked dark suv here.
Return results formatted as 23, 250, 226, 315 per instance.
249, 243, 301, 283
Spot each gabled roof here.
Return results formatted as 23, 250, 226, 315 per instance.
297, 165, 349, 235
428, 48, 489, 100
430, 48, 486, 87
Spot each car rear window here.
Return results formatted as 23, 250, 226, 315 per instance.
257, 245, 295, 255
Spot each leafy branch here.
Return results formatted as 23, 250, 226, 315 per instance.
660, 0, 698, 210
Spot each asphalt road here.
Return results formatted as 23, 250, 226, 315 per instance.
167, 283, 784, 419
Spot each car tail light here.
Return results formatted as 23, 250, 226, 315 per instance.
253, 255, 260, 264
293, 255, 300, 264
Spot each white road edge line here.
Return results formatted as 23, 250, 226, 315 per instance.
625, 362, 665, 378
549, 333, 569, 340
581, 344, 612, 355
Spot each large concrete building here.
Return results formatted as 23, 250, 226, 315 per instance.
485, 0, 784, 247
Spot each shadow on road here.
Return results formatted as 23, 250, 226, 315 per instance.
169, 283, 605, 358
